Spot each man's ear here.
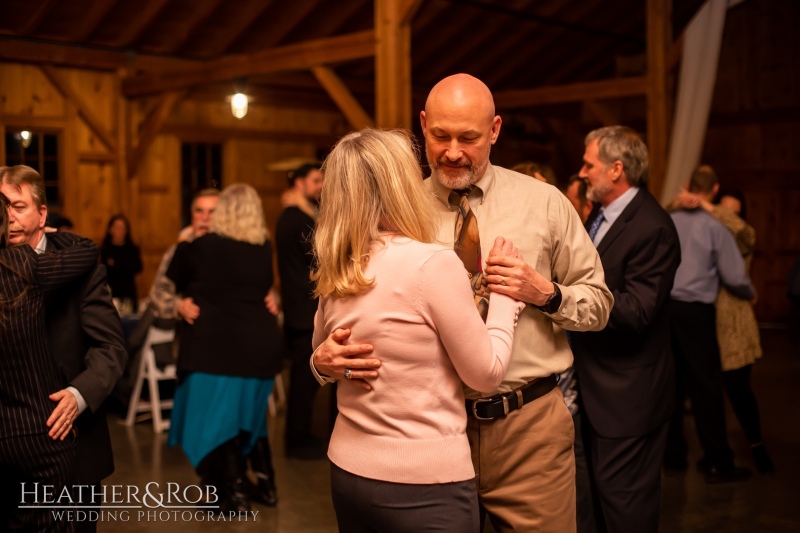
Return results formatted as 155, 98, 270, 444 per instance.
38, 204, 48, 229
490, 115, 502, 145
609, 160, 624, 181
420, 110, 427, 136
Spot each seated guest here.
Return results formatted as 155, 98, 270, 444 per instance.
0, 191, 100, 533
167, 183, 283, 512
100, 214, 143, 313
311, 128, 524, 532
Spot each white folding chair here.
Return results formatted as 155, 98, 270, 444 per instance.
125, 326, 177, 433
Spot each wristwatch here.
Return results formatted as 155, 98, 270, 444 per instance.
535, 283, 562, 314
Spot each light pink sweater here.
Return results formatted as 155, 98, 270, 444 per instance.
312, 236, 523, 484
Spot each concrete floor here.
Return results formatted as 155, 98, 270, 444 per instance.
100, 328, 800, 532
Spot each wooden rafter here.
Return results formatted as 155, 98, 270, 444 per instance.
39, 65, 117, 153
375, 0, 413, 129
400, 0, 425, 25
161, 125, 338, 146
196, 0, 277, 57
245, 0, 320, 50
70, 1, 118, 41
111, 0, 170, 47
127, 91, 185, 178
19, 0, 58, 35
0, 37, 200, 72
161, 0, 225, 54
122, 30, 376, 97
583, 100, 619, 126
646, 0, 671, 199
311, 66, 372, 130
495, 76, 647, 108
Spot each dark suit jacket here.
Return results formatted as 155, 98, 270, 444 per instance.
0, 233, 99, 440
572, 188, 681, 439
45, 235, 127, 484
275, 206, 318, 332
167, 233, 283, 378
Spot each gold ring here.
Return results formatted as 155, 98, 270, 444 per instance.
501, 276, 507, 286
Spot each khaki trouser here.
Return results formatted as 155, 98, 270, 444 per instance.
468, 386, 577, 533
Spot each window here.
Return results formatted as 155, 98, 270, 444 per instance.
4, 130, 61, 208
181, 142, 222, 227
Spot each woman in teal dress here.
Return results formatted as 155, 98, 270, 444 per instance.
167, 183, 283, 512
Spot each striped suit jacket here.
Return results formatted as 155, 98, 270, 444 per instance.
0, 232, 99, 439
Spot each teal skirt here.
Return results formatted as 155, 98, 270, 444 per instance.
167, 372, 274, 467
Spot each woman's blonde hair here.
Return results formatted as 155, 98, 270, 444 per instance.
209, 183, 269, 245
312, 128, 437, 298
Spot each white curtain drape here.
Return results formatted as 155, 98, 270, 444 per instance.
660, 0, 747, 204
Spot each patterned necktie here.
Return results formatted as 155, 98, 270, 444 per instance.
449, 187, 489, 321
588, 211, 606, 243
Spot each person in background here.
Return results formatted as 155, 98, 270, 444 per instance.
101, 214, 143, 314
46, 212, 74, 232
276, 163, 329, 459
564, 174, 594, 224
167, 183, 283, 512
149, 189, 219, 322
666, 165, 755, 484
571, 126, 681, 533
312, 128, 524, 532
672, 175, 774, 475
511, 160, 557, 186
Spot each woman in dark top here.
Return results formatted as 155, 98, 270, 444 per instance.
0, 192, 100, 533
100, 214, 142, 313
166, 183, 283, 513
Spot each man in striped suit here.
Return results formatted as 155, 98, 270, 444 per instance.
0, 165, 127, 533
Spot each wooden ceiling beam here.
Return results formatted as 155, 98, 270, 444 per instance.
0, 37, 127, 70
375, 0, 413, 129
122, 30, 376, 97
495, 76, 648, 109
646, 0, 671, 199
161, 0, 225, 54
128, 91, 185, 178
111, 0, 171, 47
311, 66, 373, 130
19, 0, 58, 36
400, 0, 425, 25
244, 0, 319, 50
161, 125, 338, 146
71, 1, 118, 41
196, 0, 276, 57
277, 1, 368, 54
583, 100, 619, 126
39, 65, 117, 153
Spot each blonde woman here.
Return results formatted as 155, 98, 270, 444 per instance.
167, 183, 282, 512
312, 129, 524, 532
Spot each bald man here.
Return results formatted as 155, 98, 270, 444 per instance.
313, 74, 613, 532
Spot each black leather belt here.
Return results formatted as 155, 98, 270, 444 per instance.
466, 374, 558, 421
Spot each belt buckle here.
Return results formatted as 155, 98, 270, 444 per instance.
471, 397, 496, 421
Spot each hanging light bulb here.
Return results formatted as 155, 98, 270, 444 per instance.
17, 130, 32, 149
231, 92, 248, 119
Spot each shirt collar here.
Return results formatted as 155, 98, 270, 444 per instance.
35, 233, 47, 255
429, 162, 495, 209
600, 186, 639, 226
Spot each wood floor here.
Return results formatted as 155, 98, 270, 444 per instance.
101, 328, 800, 532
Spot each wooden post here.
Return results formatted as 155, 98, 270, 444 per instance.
647, 0, 671, 198
375, 0, 419, 129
